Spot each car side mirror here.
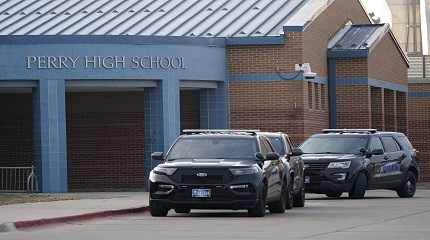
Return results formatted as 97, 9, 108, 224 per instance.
266, 152, 280, 161
371, 149, 384, 156
255, 152, 265, 162
290, 148, 303, 156
151, 152, 164, 161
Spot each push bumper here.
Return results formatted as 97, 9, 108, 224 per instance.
305, 180, 353, 194
150, 199, 258, 210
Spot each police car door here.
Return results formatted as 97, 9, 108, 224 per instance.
379, 136, 404, 187
259, 137, 281, 201
368, 136, 386, 188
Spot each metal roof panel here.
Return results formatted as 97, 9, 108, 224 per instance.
0, 0, 333, 37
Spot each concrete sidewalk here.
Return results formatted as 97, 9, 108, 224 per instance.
0, 192, 149, 224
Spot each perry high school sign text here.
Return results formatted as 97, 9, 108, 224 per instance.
25, 56, 186, 70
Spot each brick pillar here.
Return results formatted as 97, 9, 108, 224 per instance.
396, 91, 408, 134
384, 89, 397, 131
336, 85, 371, 128
371, 87, 385, 131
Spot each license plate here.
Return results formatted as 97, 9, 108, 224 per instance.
304, 176, 311, 184
192, 189, 211, 198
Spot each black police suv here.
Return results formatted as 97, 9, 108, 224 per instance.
300, 129, 420, 199
258, 132, 306, 208
149, 130, 291, 217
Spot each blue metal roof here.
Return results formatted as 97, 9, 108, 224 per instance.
0, 0, 335, 36
328, 24, 389, 51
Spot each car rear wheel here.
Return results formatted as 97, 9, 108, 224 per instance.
349, 172, 367, 199
326, 192, 343, 198
150, 201, 169, 217
293, 184, 306, 207
248, 185, 267, 217
174, 208, 191, 214
397, 171, 417, 198
268, 181, 287, 213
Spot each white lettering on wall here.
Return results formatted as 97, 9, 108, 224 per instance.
25, 56, 186, 70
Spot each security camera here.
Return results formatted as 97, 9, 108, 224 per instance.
295, 63, 317, 79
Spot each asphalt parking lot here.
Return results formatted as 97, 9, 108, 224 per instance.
2, 190, 430, 240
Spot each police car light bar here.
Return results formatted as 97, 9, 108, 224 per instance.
182, 129, 260, 135
322, 129, 377, 134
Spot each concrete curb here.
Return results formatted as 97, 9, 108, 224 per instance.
0, 206, 149, 233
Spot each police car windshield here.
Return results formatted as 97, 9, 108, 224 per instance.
166, 137, 258, 160
300, 135, 368, 155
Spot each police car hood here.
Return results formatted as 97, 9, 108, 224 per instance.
302, 153, 359, 163
160, 159, 256, 168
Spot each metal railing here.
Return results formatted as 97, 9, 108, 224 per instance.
0, 166, 38, 192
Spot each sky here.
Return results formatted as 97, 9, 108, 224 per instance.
360, 0, 393, 26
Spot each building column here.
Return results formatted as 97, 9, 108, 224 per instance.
200, 82, 229, 129
144, 79, 180, 190
384, 89, 397, 131
396, 91, 408, 134
371, 87, 385, 130
33, 79, 68, 193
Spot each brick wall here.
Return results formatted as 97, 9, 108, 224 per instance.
180, 90, 200, 130
66, 92, 145, 191
408, 83, 430, 182
229, 81, 305, 144
368, 34, 408, 85
228, 32, 303, 74
336, 85, 371, 128
335, 58, 368, 78
0, 93, 33, 168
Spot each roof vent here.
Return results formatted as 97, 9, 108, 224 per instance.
112, 10, 119, 13
82, 10, 88, 14
207, 8, 213, 11
190, 33, 196, 36
51, 11, 56, 14
253, 6, 260, 10
335, 43, 342, 48
20, 12, 26, 15
351, 43, 357, 47
144, 9, 151, 12
255, 30, 262, 34
65, 12, 71, 15
222, 8, 228, 11
206, 32, 213, 36
3, 12, 9, 15
239, 31, 246, 35
97, 10, 103, 14
159, 9, 165, 12
36, 11, 42, 15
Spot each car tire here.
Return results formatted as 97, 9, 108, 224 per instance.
150, 201, 169, 217
248, 185, 267, 217
326, 192, 343, 198
293, 184, 306, 207
174, 208, 191, 214
268, 181, 287, 213
396, 171, 417, 198
349, 172, 367, 199
285, 180, 294, 209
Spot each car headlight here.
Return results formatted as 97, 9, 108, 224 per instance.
230, 166, 259, 176
328, 161, 351, 169
152, 166, 177, 176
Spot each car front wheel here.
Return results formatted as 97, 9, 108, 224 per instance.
150, 201, 169, 217
349, 172, 367, 199
397, 171, 417, 198
293, 184, 306, 207
248, 185, 267, 217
